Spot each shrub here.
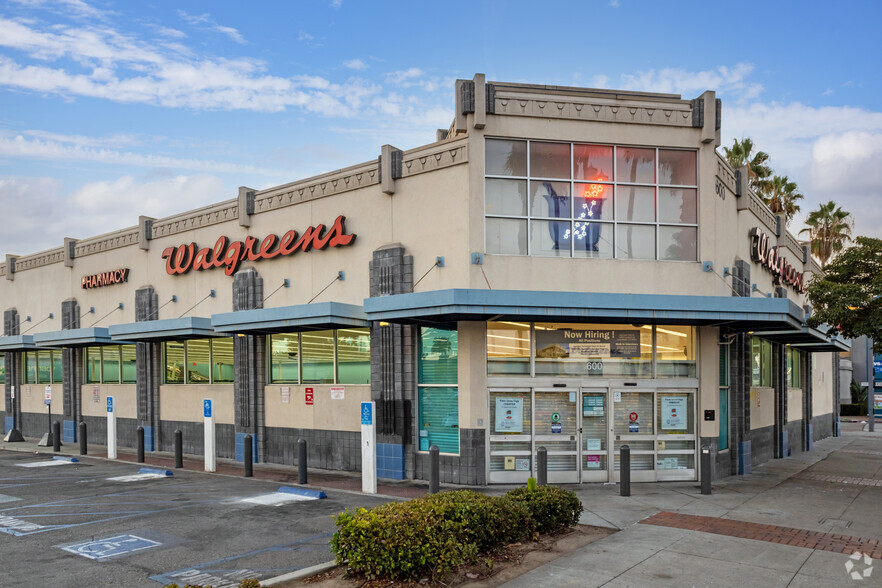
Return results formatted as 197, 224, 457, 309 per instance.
841, 403, 866, 416
506, 484, 584, 534
331, 489, 532, 580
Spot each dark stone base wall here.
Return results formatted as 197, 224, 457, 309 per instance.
414, 428, 486, 486
785, 420, 803, 457
20, 411, 59, 439
264, 426, 361, 472
751, 425, 775, 467
812, 414, 833, 441
81, 415, 140, 449
699, 436, 733, 480
158, 420, 236, 460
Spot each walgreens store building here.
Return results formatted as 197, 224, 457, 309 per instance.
0, 75, 845, 485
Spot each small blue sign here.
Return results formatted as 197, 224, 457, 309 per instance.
361, 402, 372, 426
204, 399, 212, 418
62, 534, 161, 560
551, 423, 562, 434
629, 422, 639, 433
106, 397, 113, 413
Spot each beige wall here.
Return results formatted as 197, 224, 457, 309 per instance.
458, 321, 488, 430
264, 384, 370, 431
698, 326, 719, 438
750, 387, 774, 429
81, 384, 137, 418
812, 353, 834, 416
787, 388, 803, 422
19, 383, 63, 415
160, 385, 234, 424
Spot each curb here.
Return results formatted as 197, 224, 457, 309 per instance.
262, 560, 337, 586
278, 486, 327, 499
52, 456, 79, 462
139, 467, 174, 476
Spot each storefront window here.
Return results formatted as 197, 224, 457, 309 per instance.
655, 325, 696, 378
533, 323, 652, 378
487, 321, 530, 375
121, 345, 137, 384
185, 339, 210, 383
302, 330, 335, 384
787, 347, 803, 388
0, 353, 5, 384
52, 351, 63, 383
751, 337, 773, 387
212, 338, 234, 383
37, 350, 52, 384
485, 140, 697, 260
419, 326, 459, 453
165, 341, 185, 384
336, 328, 370, 384
719, 343, 729, 451
270, 333, 299, 383
24, 351, 37, 384
102, 346, 121, 384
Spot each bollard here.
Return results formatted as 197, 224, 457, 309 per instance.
700, 446, 712, 495
620, 445, 631, 497
537, 446, 548, 486
174, 429, 183, 469
298, 438, 308, 484
136, 426, 145, 463
244, 434, 253, 477
52, 421, 61, 452
429, 445, 440, 494
78, 421, 87, 455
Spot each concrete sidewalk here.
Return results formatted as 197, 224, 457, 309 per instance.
503, 429, 882, 587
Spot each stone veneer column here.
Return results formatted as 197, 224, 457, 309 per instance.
3, 309, 21, 434
730, 259, 752, 474
135, 286, 161, 451
803, 351, 813, 451
60, 299, 81, 442
232, 268, 265, 463
369, 245, 414, 480
832, 354, 841, 436
773, 342, 788, 458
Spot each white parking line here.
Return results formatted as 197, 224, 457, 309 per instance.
106, 473, 168, 482
16, 457, 79, 468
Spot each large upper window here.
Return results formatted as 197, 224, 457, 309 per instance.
163, 338, 234, 384
268, 328, 370, 385
487, 322, 696, 378
84, 345, 137, 384
485, 139, 698, 260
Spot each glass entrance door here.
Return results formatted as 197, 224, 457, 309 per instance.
580, 389, 609, 482
534, 389, 579, 483
488, 389, 532, 484
612, 390, 656, 482
656, 391, 696, 481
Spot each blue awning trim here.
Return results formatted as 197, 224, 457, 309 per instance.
33, 327, 121, 348
108, 317, 217, 341
0, 334, 35, 351
211, 302, 368, 334
363, 289, 806, 329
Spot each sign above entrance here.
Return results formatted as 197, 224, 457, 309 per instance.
535, 329, 641, 360
161, 215, 356, 277
749, 227, 806, 293
81, 268, 129, 289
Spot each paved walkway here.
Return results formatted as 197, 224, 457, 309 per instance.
502, 428, 882, 587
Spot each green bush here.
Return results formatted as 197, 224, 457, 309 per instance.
507, 484, 584, 534
841, 403, 867, 416
331, 485, 584, 581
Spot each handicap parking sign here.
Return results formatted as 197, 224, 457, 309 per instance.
204, 399, 212, 418
361, 402, 372, 425
62, 534, 161, 560
106, 397, 113, 413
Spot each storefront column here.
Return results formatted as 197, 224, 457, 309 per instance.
232, 268, 265, 463
369, 245, 414, 480
3, 309, 22, 434
60, 299, 81, 442
803, 352, 813, 451
773, 342, 788, 458
729, 259, 752, 474
135, 286, 161, 451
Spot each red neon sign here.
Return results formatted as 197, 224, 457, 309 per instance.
161, 215, 356, 277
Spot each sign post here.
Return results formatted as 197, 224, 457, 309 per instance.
204, 399, 215, 472
361, 401, 376, 494
106, 396, 116, 459
3, 385, 23, 442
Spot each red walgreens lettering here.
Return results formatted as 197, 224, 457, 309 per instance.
161, 215, 356, 277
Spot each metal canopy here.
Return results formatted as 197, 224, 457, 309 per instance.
0, 335, 35, 351
108, 317, 217, 342
33, 327, 125, 348
362, 289, 807, 331
211, 302, 369, 334
750, 326, 850, 352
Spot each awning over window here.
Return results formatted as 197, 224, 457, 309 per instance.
749, 325, 850, 352
33, 327, 123, 348
0, 335, 35, 351
211, 302, 368, 334
108, 317, 217, 342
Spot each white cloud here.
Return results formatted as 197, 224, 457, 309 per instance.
609, 0, 620, 6
177, 11, 246, 44
330, 0, 343, 8
0, 173, 224, 254
0, 131, 282, 175
343, 58, 367, 71
619, 63, 763, 102
386, 68, 424, 85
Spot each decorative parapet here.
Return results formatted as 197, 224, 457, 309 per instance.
783, 231, 803, 259
14, 247, 65, 271
253, 161, 379, 214
747, 189, 777, 233
0, 263, 5, 277
75, 227, 140, 258
492, 88, 694, 127
150, 200, 239, 239
715, 154, 737, 196
400, 139, 467, 178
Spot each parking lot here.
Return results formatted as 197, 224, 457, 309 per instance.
0, 449, 390, 587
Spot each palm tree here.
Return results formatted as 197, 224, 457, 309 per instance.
723, 137, 772, 196
765, 175, 803, 224
799, 201, 853, 268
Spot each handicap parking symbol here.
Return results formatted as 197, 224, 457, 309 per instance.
62, 534, 161, 560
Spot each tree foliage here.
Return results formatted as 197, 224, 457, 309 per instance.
806, 236, 882, 353
723, 137, 772, 195
764, 175, 803, 224
799, 200, 853, 268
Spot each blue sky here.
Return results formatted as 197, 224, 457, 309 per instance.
1, 0, 880, 256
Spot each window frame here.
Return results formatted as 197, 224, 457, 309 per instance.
83, 345, 138, 385
162, 338, 235, 385
267, 329, 371, 385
